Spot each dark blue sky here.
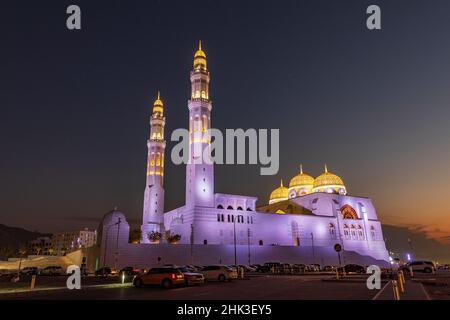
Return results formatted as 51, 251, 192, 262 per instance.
1, 0, 450, 245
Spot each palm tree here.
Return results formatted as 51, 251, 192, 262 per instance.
17, 245, 27, 275
48, 248, 55, 256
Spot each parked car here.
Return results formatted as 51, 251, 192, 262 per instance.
258, 262, 281, 273
344, 264, 366, 274
119, 266, 140, 276
200, 265, 237, 282
133, 267, 185, 288
292, 264, 306, 273
40, 266, 65, 276
95, 267, 112, 276
399, 261, 436, 274
20, 267, 39, 275
323, 265, 337, 272
311, 264, 321, 271
178, 266, 205, 286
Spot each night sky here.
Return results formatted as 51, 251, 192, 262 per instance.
1, 0, 450, 253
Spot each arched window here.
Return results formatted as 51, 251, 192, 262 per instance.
370, 226, 376, 240
341, 205, 358, 219
217, 205, 224, 209
343, 224, 350, 240
227, 205, 233, 210
246, 207, 252, 211
351, 225, 357, 239
291, 221, 299, 246
203, 239, 207, 245
329, 223, 336, 239
194, 115, 200, 132
357, 225, 364, 239
202, 114, 207, 132
237, 206, 243, 211
259, 240, 264, 246
150, 152, 155, 166
156, 152, 161, 166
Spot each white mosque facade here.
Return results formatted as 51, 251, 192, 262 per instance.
97, 43, 389, 269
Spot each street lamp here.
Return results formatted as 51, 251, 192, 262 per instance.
102, 217, 121, 275
233, 215, 237, 265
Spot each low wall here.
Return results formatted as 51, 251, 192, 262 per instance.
100, 243, 389, 270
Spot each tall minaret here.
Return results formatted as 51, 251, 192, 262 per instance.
141, 92, 166, 243
185, 41, 214, 208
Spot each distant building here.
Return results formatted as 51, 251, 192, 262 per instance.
52, 228, 97, 255
27, 236, 53, 255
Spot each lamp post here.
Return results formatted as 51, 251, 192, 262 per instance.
114, 218, 122, 271
311, 232, 315, 264
102, 217, 121, 275
190, 224, 194, 265
233, 215, 237, 265
247, 228, 251, 266
407, 238, 413, 259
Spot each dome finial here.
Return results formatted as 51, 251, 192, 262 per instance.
199, 40, 202, 51
280, 179, 284, 187
157, 90, 160, 100
324, 164, 328, 173
300, 164, 303, 174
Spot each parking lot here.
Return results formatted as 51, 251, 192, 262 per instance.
1, 270, 449, 300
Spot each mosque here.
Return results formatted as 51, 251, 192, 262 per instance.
96, 43, 389, 269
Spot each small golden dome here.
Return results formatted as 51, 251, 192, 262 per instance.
313, 165, 346, 192
193, 40, 207, 70
153, 91, 163, 114
269, 180, 289, 204
289, 164, 314, 188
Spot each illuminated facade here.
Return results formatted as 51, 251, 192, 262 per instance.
135, 42, 389, 263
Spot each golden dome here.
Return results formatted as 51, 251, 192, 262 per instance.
193, 40, 207, 70
269, 180, 289, 204
153, 91, 163, 114
313, 165, 346, 192
289, 164, 314, 188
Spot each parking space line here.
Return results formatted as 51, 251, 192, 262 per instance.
420, 283, 431, 300
371, 280, 391, 300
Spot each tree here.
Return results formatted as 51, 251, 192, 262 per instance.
148, 231, 162, 243
129, 228, 142, 244
0, 247, 14, 260
35, 245, 42, 255
166, 233, 181, 244
48, 248, 55, 256
17, 244, 27, 274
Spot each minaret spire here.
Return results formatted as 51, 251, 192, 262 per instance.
186, 42, 214, 208
141, 90, 167, 242
324, 164, 328, 173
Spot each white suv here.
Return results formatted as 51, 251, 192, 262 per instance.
200, 265, 238, 282
400, 261, 436, 274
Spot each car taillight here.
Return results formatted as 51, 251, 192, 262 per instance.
171, 273, 176, 279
